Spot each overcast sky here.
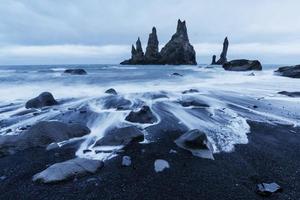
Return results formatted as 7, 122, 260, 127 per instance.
1, 0, 300, 65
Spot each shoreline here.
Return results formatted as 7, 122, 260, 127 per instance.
0, 120, 299, 200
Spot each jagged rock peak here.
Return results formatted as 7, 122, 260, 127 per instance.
174, 19, 188, 41
135, 37, 144, 55
216, 37, 229, 65
145, 27, 160, 63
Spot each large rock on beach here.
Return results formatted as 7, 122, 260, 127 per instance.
223, 59, 262, 71
175, 129, 214, 159
275, 65, 300, 78
94, 126, 144, 146
33, 158, 104, 183
0, 121, 90, 156
25, 92, 58, 109
125, 105, 157, 124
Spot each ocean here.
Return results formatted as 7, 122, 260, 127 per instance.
0, 64, 299, 160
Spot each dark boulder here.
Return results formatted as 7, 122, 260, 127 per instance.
94, 126, 144, 146
125, 105, 157, 124
144, 27, 161, 64
0, 121, 90, 156
178, 96, 209, 107
278, 91, 300, 97
105, 88, 117, 95
64, 69, 87, 75
275, 65, 300, 78
25, 92, 58, 109
171, 72, 183, 77
101, 95, 131, 110
175, 129, 214, 159
159, 19, 197, 65
223, 59, 262, 71
216, 37, 229, 65
256, 182, 283, 197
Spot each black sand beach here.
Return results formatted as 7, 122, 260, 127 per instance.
0, 120, 299, 200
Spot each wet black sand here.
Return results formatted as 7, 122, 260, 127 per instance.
0, 121, 299, 200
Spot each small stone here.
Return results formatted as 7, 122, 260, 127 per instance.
154, 159, 170, 173
256, 182, 283, 197
83, 149, 92, 154
169, 149, 177, 154
122, 156, 132, 167
46, 143, 59, 151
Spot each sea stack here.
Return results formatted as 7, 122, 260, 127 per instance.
144, 27, 160, 64
213, 37, 229, 65
120, 19, 197, 65
121, 38, 145, 65
159, 19, 197, 65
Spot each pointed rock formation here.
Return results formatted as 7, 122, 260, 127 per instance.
144, 27, 160, 64
159, 20, 197, 65
211, 55, 217, 65
215, 37, 229, 65
120, 38, 145, 65
121, 20, 197, 65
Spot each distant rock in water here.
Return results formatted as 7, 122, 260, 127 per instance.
105, 88, 117, 95
275, 65, 300, 78
278, 91, 300, 97
215, 37, 229, 65
223, 59, 262, 71
211, 55, 217, 65
25, 92, 58, 109
144, 27, 161, 64
121, 19, 197, 65
64, 69, 87, 75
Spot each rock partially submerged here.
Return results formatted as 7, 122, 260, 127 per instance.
64, 69, 87, 75
223, 59, 262, 71
256, 182, 283, 197
94, 126, 144, 146
278, 91, 300, 97
215, 37, 229, 65
25, 92, 58, 109
101, 95, 131, 110
105, 88, 118, 95
175, 129, 214, 159
125, 105, 157, 124
0, 121, 90, 156
33, 158, 104, 183
275, 65, 300, 78
121, 19, 196, 65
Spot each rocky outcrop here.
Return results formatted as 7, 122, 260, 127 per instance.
105, 88, 117, 95
25, 92, 58, 109
175, 129, 214, 159
278, 91, 300, 97
275, 65, 300, 78
0, 121, 90, 156
223, 59, 262, 71
125, 105, 157, 124
144, 27, 160, 64
120, 38, 145, 65
121, 20, 197, 65
64, 69, 87, 75
216, 37, 229, 65
33, 158, 104, 183
211, 55, 217, 65
159, 20, 197, 65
